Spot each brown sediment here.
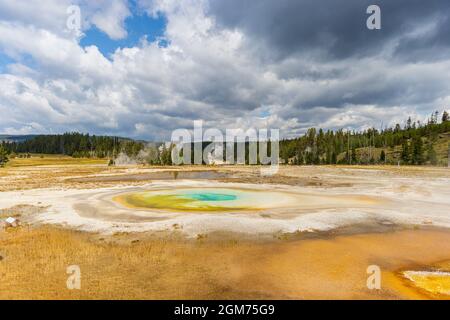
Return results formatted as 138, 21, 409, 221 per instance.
2, 161, 450, 192
219, 172, 355, 188
68, 170, 229, 183
0, 225, 449, 299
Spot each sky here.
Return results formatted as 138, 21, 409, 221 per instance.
0, 0, 449, 141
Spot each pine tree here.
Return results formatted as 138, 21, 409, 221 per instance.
0, 145, 9, 167
331, 152, 337, 164
351, 147, 357, 164
426, 143, 437, 165
443, 111, 449, 123
401, 140, 410, 164
411, 136, 424, 165
406, 117, 412, 130
160, 143, 174, 165
380, 150, 386, 163
297, 153, 304, 165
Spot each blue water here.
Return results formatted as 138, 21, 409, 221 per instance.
183, 193, 237, 202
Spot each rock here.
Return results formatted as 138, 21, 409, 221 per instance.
196, 233, 207, 240
4, 217, 19, 228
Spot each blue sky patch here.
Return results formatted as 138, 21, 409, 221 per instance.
259, 110, 271, 118
0, 52, 15, 72
80, 11, 167, 58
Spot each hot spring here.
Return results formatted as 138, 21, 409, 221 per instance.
22, 181, 393, 235
113, 188, 301, 212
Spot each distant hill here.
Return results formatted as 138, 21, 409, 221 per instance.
1, 133, 145, 159
0, 135, 38, 143
335, 131, 450, 166
279, 112, 450, 166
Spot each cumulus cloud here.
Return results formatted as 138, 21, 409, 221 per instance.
0, 0, 449, 140
89, 0, 131, 40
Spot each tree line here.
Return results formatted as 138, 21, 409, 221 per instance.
279, 110, 450, 166
0, 111, 449, 167
1, 133, 144, 159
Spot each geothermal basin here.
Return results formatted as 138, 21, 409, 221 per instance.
3, 175, 448, 237
1, 166, 450, 299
